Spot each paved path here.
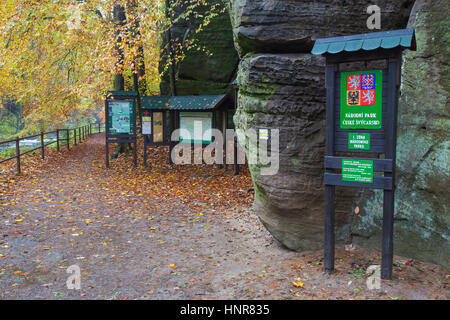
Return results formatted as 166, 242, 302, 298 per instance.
0, 134, 448, 300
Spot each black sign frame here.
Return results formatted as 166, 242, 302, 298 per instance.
105, 91, 138, 168
323, 49, 402, 280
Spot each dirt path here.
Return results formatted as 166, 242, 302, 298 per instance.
0, 134, 448, 300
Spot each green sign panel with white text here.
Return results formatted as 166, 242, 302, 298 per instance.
340, 70, 382, 130
342, 159, 373, 184
348, 133, 370, 150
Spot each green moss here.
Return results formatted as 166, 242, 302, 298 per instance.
290, 157, 300, 167
160, 1, 238, 96
236, 34, 265, 56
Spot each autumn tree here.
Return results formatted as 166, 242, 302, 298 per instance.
0, 0, 225, 134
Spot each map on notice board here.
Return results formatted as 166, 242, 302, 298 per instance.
108, 101, 133, 134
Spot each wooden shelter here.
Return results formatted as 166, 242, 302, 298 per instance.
141, 92, 236, 166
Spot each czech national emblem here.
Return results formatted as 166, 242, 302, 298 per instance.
347, 90, 360, 105
346, 73, 376, 106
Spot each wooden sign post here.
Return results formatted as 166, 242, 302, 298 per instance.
312, 29, 416, 280
105, 91, 138, 168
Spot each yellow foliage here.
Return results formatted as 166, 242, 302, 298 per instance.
0, 0, 223, 131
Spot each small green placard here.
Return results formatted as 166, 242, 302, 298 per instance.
348, 133, 370, 150
342, 159, 373, 183
340, 70, 382, 130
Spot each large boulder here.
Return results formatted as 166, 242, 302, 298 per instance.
235, 52, 358, 250
229, 0, 450, 257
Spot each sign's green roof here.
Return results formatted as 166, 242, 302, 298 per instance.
311, 29, 416, 55
108, 90, 139, 97
142, 95, 227, 110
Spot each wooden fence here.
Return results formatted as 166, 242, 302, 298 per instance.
0, 123, 105, 174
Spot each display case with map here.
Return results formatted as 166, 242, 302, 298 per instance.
105, 91, 138, 168
108, 101, 134, 134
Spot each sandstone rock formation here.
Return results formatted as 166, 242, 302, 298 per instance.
229, 0, 449, 267
160, 0, 239, 96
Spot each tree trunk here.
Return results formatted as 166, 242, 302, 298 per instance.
130, 0, 146, 129
111, 4, 131, 159
166, 0, 177, 96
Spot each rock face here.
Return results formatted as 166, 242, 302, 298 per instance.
229, 0, 414, 56
229, 0, 449, 267
351, 0, 450, 268
160, 1, 239, 96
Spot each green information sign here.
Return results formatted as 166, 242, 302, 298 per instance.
108, 101, 134, 134
348, 133, 370, 150
340, 70, 382, 130
179, 112, 213, 144
342, 159, 373, 183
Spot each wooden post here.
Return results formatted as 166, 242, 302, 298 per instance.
66, 129, 70, 151
216, 111, 223, 169
56, 129, 60, 152
133, 140, 137, 168
143, 136, 147, 167
15, 137, 20, 175
40, 132, 45, 160
324, 64, 337, 274
169, 111, 174, 165
105, 141, 109, 168
381, 59, 399, 280
233, 136, 239, 175
105, 100, 109, 168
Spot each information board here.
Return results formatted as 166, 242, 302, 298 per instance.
179, 112, 212, 144
153, 112, 164, 143
142, 116, 152, 135
341, 159, 373, 183
314, 28, 414, 280
340, 70, 382, 130
108, 101, 134, 134
105, 92, 137, 169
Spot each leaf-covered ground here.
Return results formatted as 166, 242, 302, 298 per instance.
0, 134, 448, 300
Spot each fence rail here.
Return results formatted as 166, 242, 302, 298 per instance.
0, 123, 105, 174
